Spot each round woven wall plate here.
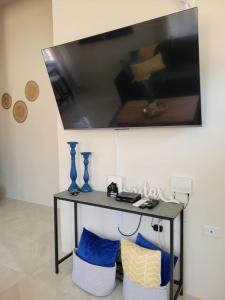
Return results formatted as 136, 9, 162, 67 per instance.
25, 80, 39, 102
1, 93, 12, 109
13, 101, 28, 123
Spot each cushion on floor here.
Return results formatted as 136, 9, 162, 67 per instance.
136, 233, 178, 286
121, 239, 161, 288
76, 227, 120, 267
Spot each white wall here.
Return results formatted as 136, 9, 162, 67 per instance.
0, 0, 59, 205
52, 1, 225, 299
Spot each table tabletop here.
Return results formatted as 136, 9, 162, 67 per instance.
54, 190, 183, 220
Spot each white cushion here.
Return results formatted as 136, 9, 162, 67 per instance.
123, 275, 169, 300
72, 251, 116, 296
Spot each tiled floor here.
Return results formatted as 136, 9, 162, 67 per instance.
0, 198, 199, 300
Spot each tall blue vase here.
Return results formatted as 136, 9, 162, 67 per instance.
68, 141, 80, 192
81, 152, 92, 192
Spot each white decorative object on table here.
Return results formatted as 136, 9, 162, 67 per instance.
107, 175, 122, 193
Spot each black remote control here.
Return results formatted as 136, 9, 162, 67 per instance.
146, 199, 159, 209
139, 199, 159, 209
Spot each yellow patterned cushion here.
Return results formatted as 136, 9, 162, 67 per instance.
138, 44, 158, 61
121, 239, 161, 288
130, 52, 165, 81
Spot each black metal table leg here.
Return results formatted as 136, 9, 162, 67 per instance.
180, 210, 184, 295
170, 219, 174, 300
54, 197, 59, 274
74, 202, 78, 248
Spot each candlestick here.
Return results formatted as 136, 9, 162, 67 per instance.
81, 152, 92, 192
67, 141, 80, 192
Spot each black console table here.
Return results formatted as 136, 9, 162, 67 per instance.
54, 190, 184, 300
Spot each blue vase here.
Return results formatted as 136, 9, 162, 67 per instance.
68, 141, 80, 192
81, 152, 92, 192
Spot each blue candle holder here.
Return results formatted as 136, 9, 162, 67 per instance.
81, 152, 92, 192
68, 141, 80, 192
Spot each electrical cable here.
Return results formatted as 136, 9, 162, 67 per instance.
181, 0, 193, 9
157, 219, 160, 246
173, 192, 190, 209
114, 130, 120, 176
117, 215, 143, 237
151, 217, 154, 227
184, 193, 190, 209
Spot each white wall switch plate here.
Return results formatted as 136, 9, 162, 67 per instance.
171, 176, 192, 194
203, 225, 221, 238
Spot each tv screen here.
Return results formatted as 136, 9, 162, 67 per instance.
42, 8, 201, 129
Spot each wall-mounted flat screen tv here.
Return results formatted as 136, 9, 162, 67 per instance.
42, 8, 201, 129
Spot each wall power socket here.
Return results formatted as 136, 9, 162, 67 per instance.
203, 225, 221, 238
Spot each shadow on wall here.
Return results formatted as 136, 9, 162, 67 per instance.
0, 185, 6, 199
0, 3, 14, 202
0, 6, 7, 202
0, 2, 7, 89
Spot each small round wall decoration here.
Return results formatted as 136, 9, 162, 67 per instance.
25, 80, 39, 102
1, 93, 12, 109
13, 100, 28, 123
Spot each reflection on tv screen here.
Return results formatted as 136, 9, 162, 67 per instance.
42, 8, 201, 129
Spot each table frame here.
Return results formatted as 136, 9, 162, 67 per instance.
53, 192, 184, 300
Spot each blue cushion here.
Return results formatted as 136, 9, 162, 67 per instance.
136, 233, 178, 286
76, 228, 120, 267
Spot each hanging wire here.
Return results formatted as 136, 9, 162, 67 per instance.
117, 215, 143, 237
